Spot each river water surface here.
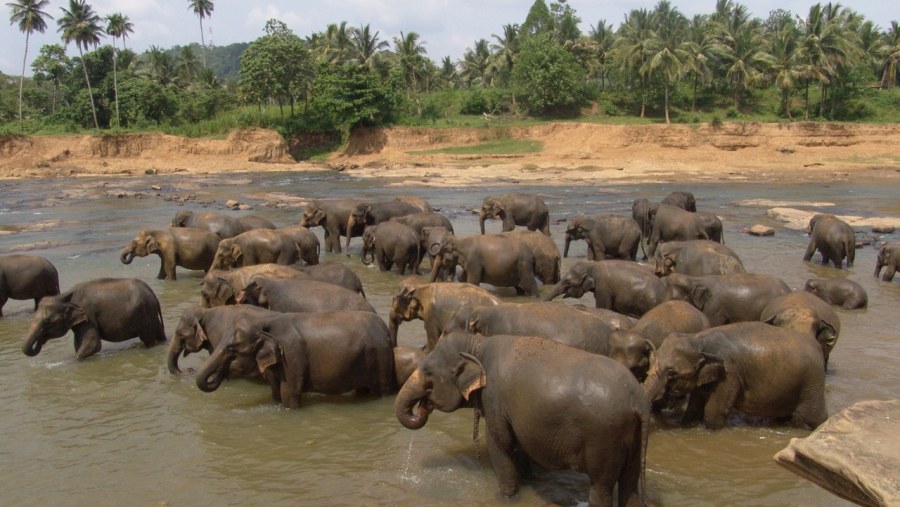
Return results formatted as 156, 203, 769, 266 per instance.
1, 172, 898, 506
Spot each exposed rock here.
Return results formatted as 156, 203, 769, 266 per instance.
777, 146, 795, 154
748, 224, 775, 236
768, 207, 900, 231
237, 204, 252, 211
775, 400, 900, 507
873, 225, 896, 234
225, 199, 241, 209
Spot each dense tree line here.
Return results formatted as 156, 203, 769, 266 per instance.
3, 0, 899, 136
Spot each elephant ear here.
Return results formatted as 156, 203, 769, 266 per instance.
256, 332, 283, 375
214, 277, 236, 304
231, 244, 243, 264
193, 321, 211, 351
697, 352, 725, 386
690, 285, 712, 311
145, 236, 159, 254
644, 338, 657, 362
455, 352, 486, 401
816, 320, 839, 349
66, 303, 88, 327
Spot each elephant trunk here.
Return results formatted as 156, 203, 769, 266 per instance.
344, 217, 357, 255
394, 369, 432, 430
361, 245, 374, 266
388, 310, 401, 347
874, 256, 883, 277
478, 212, 487, 235
120, 248, 135, 265
642, 361, 666, 402
166, 335, 185, 374
22, 320, 47, 357
563, 233, 572, 258
195, 348, 230, 393
542, 282, 567, 302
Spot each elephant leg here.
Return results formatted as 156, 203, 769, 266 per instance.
163, 252, 177, 280
683, 388, 711, 424
485, 420, 520, 498
703, 377, 740, 429
792, 387, 828, 429
73, 326, 103, 360
593, 288, 612, 310
883, 265, 897, 282
0, 296, 6, 316
156, 262, 167, 280
802, 241, 817, 262
280, 382, 301, 409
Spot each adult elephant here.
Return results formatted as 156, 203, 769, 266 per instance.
22, 278, 165, 360
564, 214, 641, 261
445, 302, 615, 355
661, 191, 696, 212
388, 279, 501, 350
210, 229, 300, 270
643, 323, 828, 430
804, 277, 868, 309
167, 304, 274, 375
238, 277, 375, 315
391, 211, 454, 237
500, 229, 560, 284
395, 331, 650, 507
119, 227, 220, 280
200, 264, 304, 307
665, 273, 791, 326
631, 199, 658, 252
296, 262, 366, 296
653, 240, 745, 277
196, 311, 395, 409
236, 215, 276, 231
543, 260, 666, 318
422, 226, 455, 280
761, 291, 841, 369
0, 254, 59, 317
609, 300, 711, 381
171, 210, 245, 239
646, 204, 709, 257
803, 214, 855, 269
344, 200, 423, 254
874, 243, 900, 281
432, 234, 538, 296
696, 211, 724, 243
299, 199, 361, 254
361, 221, 421, 275
479, 193, 550, 236
279, 226, 320, 265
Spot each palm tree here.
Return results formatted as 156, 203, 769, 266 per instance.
490, 24, 519, 87
7, 0, 53, 129
188, 0, 213, 66
106, 12, 128, 128
881, 21, 900, 89
350, 24, 388, 71
682, 15, 715, 111
179, 45, 200, 83
645, 1, 688, 123
438, 56, 458, 89
797, 3, 859, 117
394, 31, 428, 114
588, 20, 614, 89
58, 0, 103, 129
139, 45, 178, 86
312, 21, 352, 64
764, 17, 802, 118
459, 39, 492, 87
711, 2, 768, 110
612, 8, 653, 117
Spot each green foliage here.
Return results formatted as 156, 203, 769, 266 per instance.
305, 63, 402, 134
239, 25, 309, 109
411, 139, 543, 155
512, 34, 585, 115
459, 88, 511, 115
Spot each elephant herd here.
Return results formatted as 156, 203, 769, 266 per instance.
1, 188, 899, 507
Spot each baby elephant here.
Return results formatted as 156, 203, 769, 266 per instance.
361, 221, 421, 275
120, 227, 220, 280
874, 243, 900, 282
22, 278, 166, 360
0, 254, 60, 317
803, 214, 855, 269
804, 277, 867, 309
761, 291, 841, 369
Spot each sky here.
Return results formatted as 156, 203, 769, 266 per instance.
2, 0, 895, 77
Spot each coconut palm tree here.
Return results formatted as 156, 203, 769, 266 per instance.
58, 0, 104, 129
711, 2, 768, 110
645, 1, 688, 123
459, 39, 492, 87
764, 17, 802, 118
188, 0, 213, 66
7, 0, 53, 129
350, 24, 388, 71
682, 15, 715, 111
588, 20, 614, 89
105, 12, 129, 128
881, 21, 900, 89
438, 56, 458, 89
179, 45, 200, 83
394, 31, 428, 114
612, 8, 653, 117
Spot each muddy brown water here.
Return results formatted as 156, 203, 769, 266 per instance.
1, 172, 898, 506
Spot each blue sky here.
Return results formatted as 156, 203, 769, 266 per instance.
2, 0, 895, 76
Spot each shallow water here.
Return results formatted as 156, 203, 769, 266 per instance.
1, 172, 898, 506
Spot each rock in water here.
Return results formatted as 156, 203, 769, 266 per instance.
748, 224, 775, 236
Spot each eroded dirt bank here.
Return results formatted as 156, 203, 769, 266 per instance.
2, 122, 899, 185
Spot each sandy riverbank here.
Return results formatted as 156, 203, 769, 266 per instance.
1, 122, 899, 186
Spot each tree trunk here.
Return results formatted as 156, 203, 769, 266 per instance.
79, 47, 100, 130
199, 18, 207, 67
804, 81, 810, 119
112, 41, 121, 128
17, 32, 30, 131
691, 75, 697, 112
664, 78, 670, 124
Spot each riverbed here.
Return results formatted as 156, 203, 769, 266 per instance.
1, 172, 897, 506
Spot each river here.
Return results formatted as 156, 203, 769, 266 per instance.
1, 171, 897, 506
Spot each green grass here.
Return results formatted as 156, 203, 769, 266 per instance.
409, 139, 544, 156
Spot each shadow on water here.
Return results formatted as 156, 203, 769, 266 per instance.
1, 171, 895, 506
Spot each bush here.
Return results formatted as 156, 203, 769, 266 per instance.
710, 115, 723, 129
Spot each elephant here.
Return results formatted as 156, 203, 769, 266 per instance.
344, 199, 423, 253
696, 211, 724, 244
171, 210, 246, 239
236, 215, 277, 231
874, 243, 900, 281
761, 291, 841, 369
237, 277, 376, 315
631, 198, 658, 248
576, 306, 636, 332
433, 234, 538, 296
422, 226, 456, 280
804, 277, 868, 309
279, 226, 320, 265
803, 214, 855, 269
361, 221, 421, 275
195, 310, 395, 409
444, 301, 615, 355
210, 229, 300, 270
664, 273, 792, 326
200, 264, 304, 307
22, 278, 165, 360
653, 240, 745, 277
564, 214, 641, 261
295, 262, 366, 296
391, 211, 454, 238
646, 204, 710, 257
609, 300, 711, 381
500, 229, 560, 284
543, 260, 666, 318
642, 322, 828, 430
0, 254, 59, 317
661, 190, 696, 212
479, 193, 550, 236
389, 279, 501, 350
393, 346, 426, 388
167, 304, 274, 375
299, 199, 361, 254
395, 331, 650, 507
119, 227, 220, 280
